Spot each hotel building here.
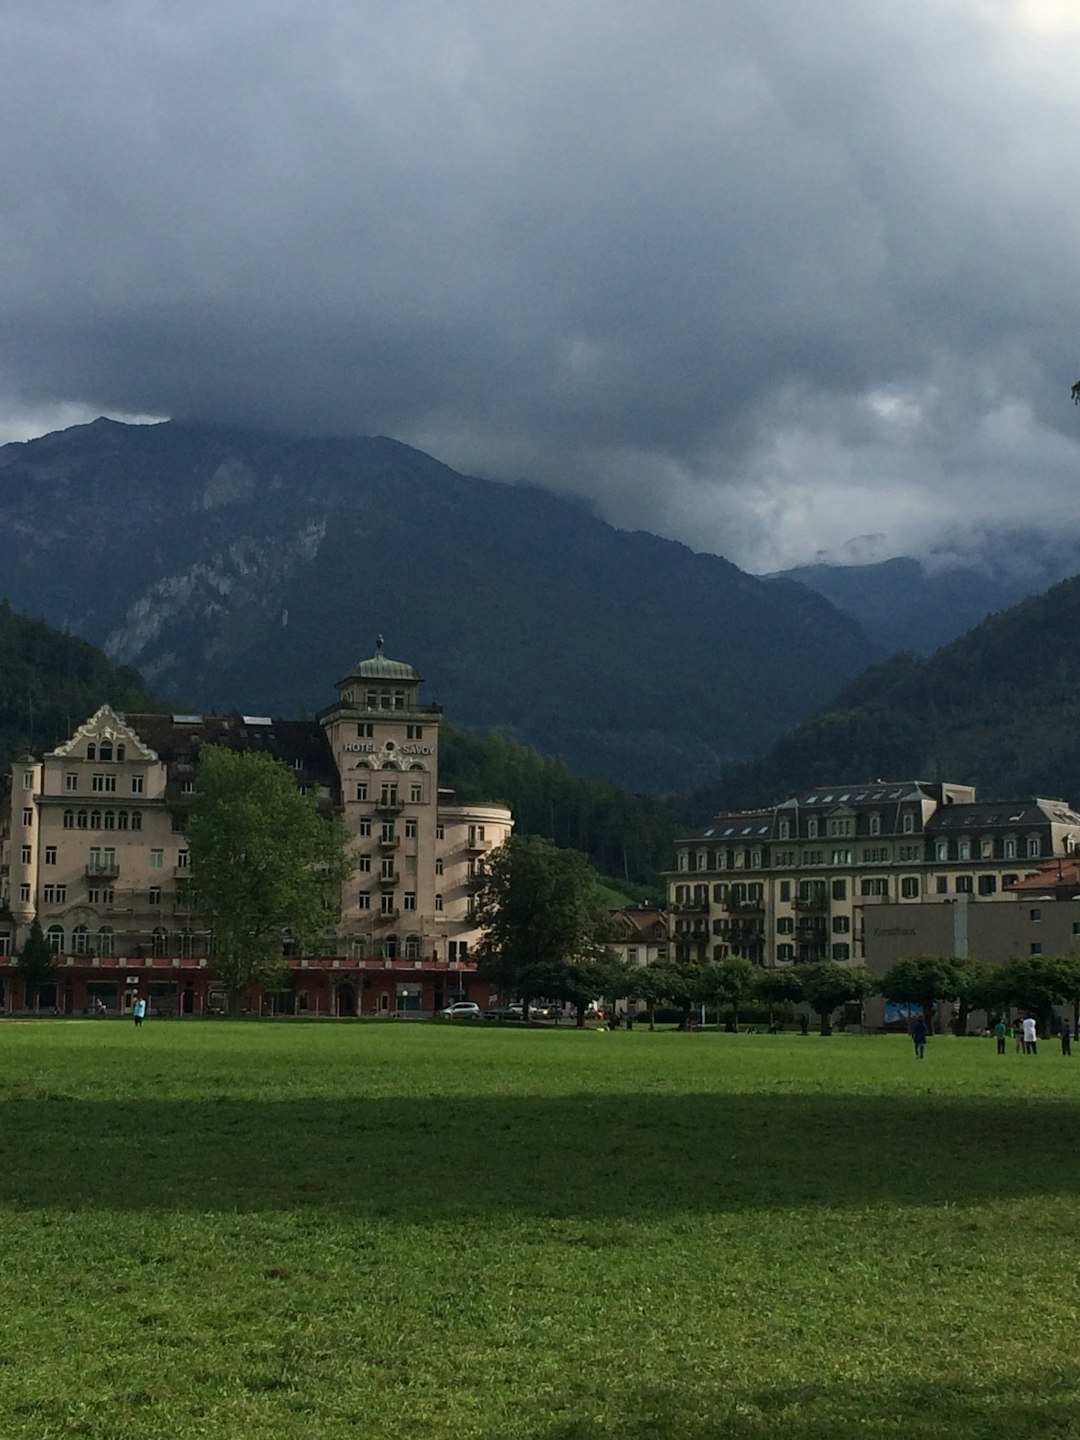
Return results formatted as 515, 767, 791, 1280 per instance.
669, 781, 1080, 969
0, 643, 511, 1016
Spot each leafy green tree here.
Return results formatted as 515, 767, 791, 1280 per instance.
473, 835, 610, 1020
878, 955, 971, 1034
696, 956, 757, 1029
754, 968, 806, 1026
956, 960, 1009, 1031
634, 963, 676, 1031
797, 963, 875, 1035
16, 917, 56, 1010
996, 955, 1080, 1036
187, 746, 353, 1014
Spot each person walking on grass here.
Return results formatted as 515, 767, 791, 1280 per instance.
994, 1018, 1007, 1055
911, 1015, 928, 1060
1015, 1018, 1025, 1055
1061, 1018, 1072, 1056
1022, 1014, 1038, 1055
133, 996, 147, 1029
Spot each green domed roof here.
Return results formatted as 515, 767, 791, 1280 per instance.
340, 637, 422, 684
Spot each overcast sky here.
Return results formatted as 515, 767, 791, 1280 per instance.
2, 0, 1080, 571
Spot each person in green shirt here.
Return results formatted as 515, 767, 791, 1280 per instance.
993, 1018, 1007, 1055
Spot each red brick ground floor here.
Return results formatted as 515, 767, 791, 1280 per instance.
0, 955, 493, 1018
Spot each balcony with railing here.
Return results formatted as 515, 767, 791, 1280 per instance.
374, 797, 404, 815
794, 894, 829, 912
377, 871, 400, 889
86, 861, 121, 880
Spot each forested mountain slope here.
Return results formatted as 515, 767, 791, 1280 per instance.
686, 574, 1080, 818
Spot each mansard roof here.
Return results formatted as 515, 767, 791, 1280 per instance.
927, 799, 1080, 832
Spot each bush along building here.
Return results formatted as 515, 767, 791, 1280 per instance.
0, 642, 511, 1017
668, 781, 1080, 970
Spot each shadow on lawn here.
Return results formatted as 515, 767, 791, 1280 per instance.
513, 1369, 1080, 1440
2, 1091, 1079, 1214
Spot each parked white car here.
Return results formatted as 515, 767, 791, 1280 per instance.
439, 1001, 482, 1019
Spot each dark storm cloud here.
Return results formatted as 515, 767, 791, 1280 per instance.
2, 0, 1079, 567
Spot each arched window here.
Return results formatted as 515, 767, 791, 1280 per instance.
87, 743, 96, 761
72, 925, 90, 955
409, 763, 424, 772
116, 744, 125, 761
76, 809, 88, 830
117, 811, 129, 830
99, 742, 113, 761
404, 934, 421, 959
47, 925, 64, 955
383, 934, 398, 960
152, 927, 168, 958
178, 929, 194, 959
103, 810, 115, 830
131, 811, 142, 831
97, 926, 114, 957
350, 937, 367, 960
63, 809, 74, 829
89, 810, 102, 830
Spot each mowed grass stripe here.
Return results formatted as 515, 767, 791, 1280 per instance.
0, 1023, 1078, 1439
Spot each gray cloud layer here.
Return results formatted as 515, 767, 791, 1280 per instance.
2, 0, 1079, 569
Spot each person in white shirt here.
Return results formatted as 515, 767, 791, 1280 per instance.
1022, 1015, 1038, 1055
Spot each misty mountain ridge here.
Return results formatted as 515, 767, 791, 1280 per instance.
768, 527, 1080, 655
0, 417, 879, 792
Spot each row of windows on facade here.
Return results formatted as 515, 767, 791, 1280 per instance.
350, 722, 427, 738
356, 782, 425, 803
677, 835, 1046, 871
344, 688, 414, 711
674, 871, 1024, 907
0, 928, 471, 961
673, 869, 1025, 904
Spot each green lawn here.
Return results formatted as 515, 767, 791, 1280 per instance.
1, 1021, 1078, 1439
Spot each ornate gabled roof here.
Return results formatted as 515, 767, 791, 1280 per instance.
48, 705, 158, 762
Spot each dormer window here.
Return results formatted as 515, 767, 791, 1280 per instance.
778, 818, 790, 841
807, 818, 818, 840
869, 813, 881, 836
902, 812, 916, 834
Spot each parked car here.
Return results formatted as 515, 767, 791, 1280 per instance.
439, 1001, 482, 1019
485, 1004, 524, 1021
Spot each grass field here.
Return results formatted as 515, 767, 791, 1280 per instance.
1, 1022, 1079, 1439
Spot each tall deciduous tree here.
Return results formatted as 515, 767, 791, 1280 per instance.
797, 963, 875, 1035
187, 746, 353, 1014
473, 835, 610, 1019
879, 955, 973, 1034
16, 917, 56, 1010
696, 956, 757, 1029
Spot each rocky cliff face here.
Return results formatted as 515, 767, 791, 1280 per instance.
0, 418, 879, 790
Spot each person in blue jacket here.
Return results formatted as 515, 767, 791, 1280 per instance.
911, 1015, 928, 1059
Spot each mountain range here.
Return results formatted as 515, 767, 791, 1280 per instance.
0, 418, 878, 792
770, 530, 1080, 654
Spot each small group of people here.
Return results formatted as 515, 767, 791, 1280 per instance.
910, 1013, 1073, 1058
992, 1015, 1071, 1056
